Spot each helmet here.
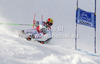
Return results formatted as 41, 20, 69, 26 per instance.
46, 18, 53, 26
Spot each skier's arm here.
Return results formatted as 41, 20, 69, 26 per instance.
41, 28, 52, 38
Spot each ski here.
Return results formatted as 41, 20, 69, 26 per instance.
36, 38, 52, 44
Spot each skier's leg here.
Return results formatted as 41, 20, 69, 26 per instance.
23, 29, 38, 41
24, 29, 38, 34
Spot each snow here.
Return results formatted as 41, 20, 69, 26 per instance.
0, 0, 100, 64
0, 26, 100, 64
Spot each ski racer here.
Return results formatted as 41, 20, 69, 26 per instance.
21, 18, 53, 44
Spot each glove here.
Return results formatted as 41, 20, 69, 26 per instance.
41, 28, 47, 33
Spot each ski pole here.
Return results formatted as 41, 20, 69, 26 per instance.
0, 23, 34, 26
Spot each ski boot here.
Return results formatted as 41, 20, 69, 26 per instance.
26, 35, 32, 41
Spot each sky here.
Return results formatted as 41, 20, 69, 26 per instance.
0, 0, 100, 53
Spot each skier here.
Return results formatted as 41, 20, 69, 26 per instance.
21, 18, 53, 44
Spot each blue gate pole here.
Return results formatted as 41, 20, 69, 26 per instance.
94, 0, 96, 53
75, 0, 78, 50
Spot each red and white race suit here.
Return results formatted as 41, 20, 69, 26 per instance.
24, 21, 52, 40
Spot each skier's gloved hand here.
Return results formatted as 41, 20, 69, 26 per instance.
35, 21, 39, 27
41, 28, 47, 33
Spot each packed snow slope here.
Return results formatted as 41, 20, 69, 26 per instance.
0, 0, 100, 52
0, 0, 100, 64
0, 25, 100, 64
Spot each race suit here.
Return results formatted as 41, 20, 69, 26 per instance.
24, 21, 52, 40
